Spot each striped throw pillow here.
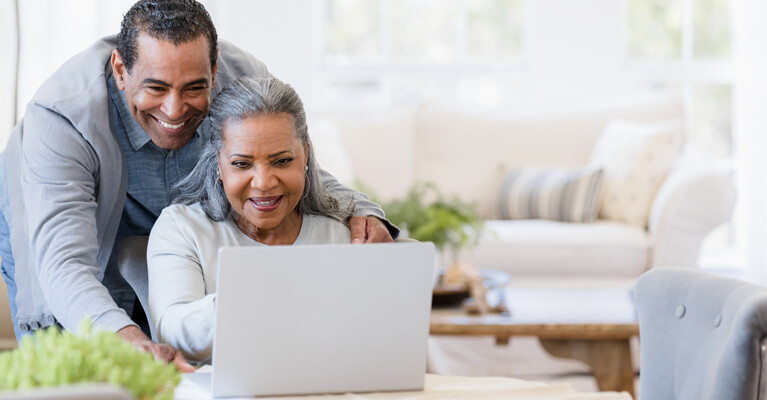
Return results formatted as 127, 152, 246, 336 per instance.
499, 168, 604, 223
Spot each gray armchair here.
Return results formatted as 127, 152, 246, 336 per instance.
635, 267, 767, 400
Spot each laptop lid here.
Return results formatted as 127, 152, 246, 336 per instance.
211, 242, 435, 398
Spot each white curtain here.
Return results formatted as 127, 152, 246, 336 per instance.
0, 0, 221, 151
733, 0, 767, 283
0, 0, 18, 146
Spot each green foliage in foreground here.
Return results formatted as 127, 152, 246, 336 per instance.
376, 182, 484, 253
0, 321, 180, 400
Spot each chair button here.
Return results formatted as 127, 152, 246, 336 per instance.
18, 323, 29, 332
675, 305, 686, 318
30, 321, 41, 330
714, 314, 722, 327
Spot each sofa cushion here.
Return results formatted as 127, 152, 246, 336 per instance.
462, 220, 650, 278
499, 167, 604, 223
589, 118, 683, 227
308, 119, 356, 186
415, 99, 684, 219
308, 107, 417, 201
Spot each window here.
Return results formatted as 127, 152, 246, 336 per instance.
319, 0, 526, 109
626, 0, 736, 266
626, 0, 732, 160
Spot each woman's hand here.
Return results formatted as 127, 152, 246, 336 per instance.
349, 216, 394, 244
117, 325, 195, 373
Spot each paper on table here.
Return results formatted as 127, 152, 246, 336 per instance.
174, 373, 632, 400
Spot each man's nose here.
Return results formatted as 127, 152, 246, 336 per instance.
161, 92, 186, 121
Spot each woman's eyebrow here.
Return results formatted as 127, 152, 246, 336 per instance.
269, 150, 291, 158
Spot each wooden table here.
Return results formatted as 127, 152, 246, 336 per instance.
430, 287, 639, 398
175, 372, 632, 399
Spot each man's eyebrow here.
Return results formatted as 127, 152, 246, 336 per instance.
184, 78, 210, 88
142, 78, 169, 87
140, 78, 210, 87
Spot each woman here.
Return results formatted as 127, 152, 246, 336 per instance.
147, 77, 354, 363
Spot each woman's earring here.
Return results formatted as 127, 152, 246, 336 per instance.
214, 176, 225, 204
304, 165, 308, 172
303, 169, 311, 199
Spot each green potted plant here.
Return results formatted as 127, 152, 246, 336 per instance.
0, 320, 181, 400
379, 182, 484, 265
373, 182, 503, 312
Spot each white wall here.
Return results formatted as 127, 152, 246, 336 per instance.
216, 0, 319, 108
0, 0, 655, 148
733, 0, 767, 283
528, 0, 626, 104
0, 0, 17, 145
214, 0, 633, 108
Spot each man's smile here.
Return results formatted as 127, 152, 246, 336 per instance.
157, 119, 186, 130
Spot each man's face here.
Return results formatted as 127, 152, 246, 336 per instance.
111, 33, 217, 150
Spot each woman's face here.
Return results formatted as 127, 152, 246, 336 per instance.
217, 113, 308, 243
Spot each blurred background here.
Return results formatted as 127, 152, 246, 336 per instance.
0, 0, 765, 281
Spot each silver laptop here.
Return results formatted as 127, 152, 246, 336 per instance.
188, 242, 435, 398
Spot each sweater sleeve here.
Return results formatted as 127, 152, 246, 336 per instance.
20, 104, 135, 333
316, 167, 400, 239
147, 207, 215, 363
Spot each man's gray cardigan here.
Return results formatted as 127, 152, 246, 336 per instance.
0, 36, 301, 333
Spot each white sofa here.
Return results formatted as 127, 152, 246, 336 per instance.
309, 98, 736, 385
309, 97, 736, 280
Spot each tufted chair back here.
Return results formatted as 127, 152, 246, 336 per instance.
635, 267, 767, 400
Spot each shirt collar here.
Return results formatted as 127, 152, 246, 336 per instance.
106, 71, 202, 152
107, 72, 152, 151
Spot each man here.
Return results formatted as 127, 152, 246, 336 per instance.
0, 0, 395, 371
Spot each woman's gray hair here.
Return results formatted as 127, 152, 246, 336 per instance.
172, 76, 355, 224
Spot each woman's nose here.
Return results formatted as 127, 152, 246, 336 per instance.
251, 167, 277, 191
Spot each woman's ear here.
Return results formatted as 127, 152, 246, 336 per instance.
215, 155, 223, 181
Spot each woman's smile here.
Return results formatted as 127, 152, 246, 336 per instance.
250, 196, 283, 212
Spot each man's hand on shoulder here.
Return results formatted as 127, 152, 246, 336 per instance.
118, 325, 195, 373
350, 216, 394, 244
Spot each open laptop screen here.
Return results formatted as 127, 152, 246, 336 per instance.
210, 243, 435, 398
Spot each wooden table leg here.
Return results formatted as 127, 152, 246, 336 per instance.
540, 338, 635, 399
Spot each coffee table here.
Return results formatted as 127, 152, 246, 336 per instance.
430, 286, 638, 398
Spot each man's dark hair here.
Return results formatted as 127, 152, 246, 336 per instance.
117, 0, 218, 72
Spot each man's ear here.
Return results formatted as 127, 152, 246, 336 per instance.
111, 49, 127, 90
211, 63, 218, 90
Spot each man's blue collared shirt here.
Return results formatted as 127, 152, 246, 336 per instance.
107, 74, 207, 237
105, 73, 207, 313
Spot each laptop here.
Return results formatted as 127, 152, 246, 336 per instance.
185, 242, 436, 398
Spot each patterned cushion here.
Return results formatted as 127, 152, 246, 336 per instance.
499, 168, 604, 223
588, 119, 683, 227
